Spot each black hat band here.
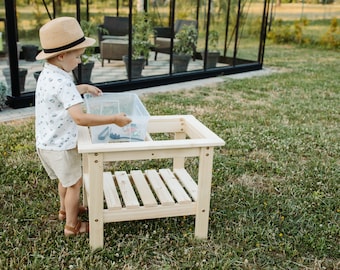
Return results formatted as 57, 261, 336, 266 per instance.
43, 36, 86, 53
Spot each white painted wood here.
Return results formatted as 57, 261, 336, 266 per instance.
82, 153, 89, 207
103, 172, 122, 210
173, 132, 186, 169
145, 169, 175, 206
159, 169, 192, 204
77, 115, 225, 154
83, 173, 90, 207
174, 168, 198, 201
146, 115, 185, 133
77, 115, 225, 249
195, 147, 214, 239
130, 170, 157, 207
145, 133, 153, 141
115, 171, 140, 209
78, 126, 92, 144
103, 204, 196, 223
87, 153, 104, 249
102, 147, 199, 162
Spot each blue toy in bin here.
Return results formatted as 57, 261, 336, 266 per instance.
84, 93, 150, 143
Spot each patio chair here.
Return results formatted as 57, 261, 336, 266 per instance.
153, 19, 197, 60
97, 16, 129, 42
98, 16, 130, 64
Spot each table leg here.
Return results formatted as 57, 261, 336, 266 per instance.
195, 146, 214, 238
88, 153, 104, 249
173, 132, 186, 169
82, 153, 88, 207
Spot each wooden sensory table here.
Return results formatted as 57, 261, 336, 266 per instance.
77, 115, 225, 249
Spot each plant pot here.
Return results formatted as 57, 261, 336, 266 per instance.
0, 81, 7, 110
173, 54, 191, 73
33, 71, 41, 82
122, 55, 146, 79
201, 51, 220, 69
2, 67, 27, 93
72, 61, 95, 84
22, 45, 38, 61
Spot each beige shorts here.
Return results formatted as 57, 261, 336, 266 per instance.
37, 148, 82, 188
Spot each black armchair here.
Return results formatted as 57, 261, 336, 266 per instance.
153, 19, 197, 60
98, 16, 129, 43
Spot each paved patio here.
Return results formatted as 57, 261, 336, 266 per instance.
0, 50, 274, 123
0, 51, 214, 94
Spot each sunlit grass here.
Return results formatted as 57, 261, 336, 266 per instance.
0, 44, 339, 269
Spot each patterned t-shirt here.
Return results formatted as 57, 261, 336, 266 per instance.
35, 63, 83, 150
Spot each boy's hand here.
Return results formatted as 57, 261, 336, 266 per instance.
77, 84, 103, 96
114, 113, 132, 127
86, 85, 102, 96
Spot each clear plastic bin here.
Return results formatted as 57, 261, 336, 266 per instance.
84, 93, 150, 143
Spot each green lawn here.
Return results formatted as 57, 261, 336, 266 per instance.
0, 43, 339, 269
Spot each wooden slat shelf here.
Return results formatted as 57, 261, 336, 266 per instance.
79, 115, 225, 249
84, 169, 197, 222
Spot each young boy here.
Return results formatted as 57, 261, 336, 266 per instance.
35, 17, 131, 236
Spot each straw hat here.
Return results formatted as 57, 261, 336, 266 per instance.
36, 17, 96, 60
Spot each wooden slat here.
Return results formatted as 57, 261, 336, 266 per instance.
103, 204, 196, 223
78, 126, 92, 146
130, 170, 157, 207
173, 168, 198, 201
115, 171, 140, 209
183, 115, 225, 140
103, 172, 122, 210
147, 115, 184, 133
78, 116, 225, 154
145, 170, 175, 206
159, 169, 192, 204
145, 133, 153, 141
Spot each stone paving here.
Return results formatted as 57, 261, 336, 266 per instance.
0, 51, 212, 94
0, 50, 273, 123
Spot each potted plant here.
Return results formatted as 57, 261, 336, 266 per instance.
0, 81, 7, 111
173, 24, 198, 73
2, 42, 28, 93
2, 68, 28, 93
22, 44, 39, 61
123, 12, 154, 79
201, 30, 220, 69
72, 20, 97, 84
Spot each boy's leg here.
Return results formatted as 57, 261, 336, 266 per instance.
58, 181, 66, 212
64, 177, 88, 234
58, 179, 88, 221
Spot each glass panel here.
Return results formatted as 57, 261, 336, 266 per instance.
173, 1, 202, 73
236, 1, 263, 62
224, 0, 239, 63
15, 1, 42, 93
3, 0, 266, 94
146, 0, 172, 77
86, 2, 128, 83
0, 16, 11, 96
198, 1, 230, 70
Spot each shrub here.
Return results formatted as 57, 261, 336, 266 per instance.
0, 81, 7, 111
267, 19, 296, 44
320, 18, 340, 49
268, 18, 340, 49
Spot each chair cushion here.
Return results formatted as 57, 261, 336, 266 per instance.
103, 16, 129, 36
155, 37, 178, 49
102, 35, 129, 41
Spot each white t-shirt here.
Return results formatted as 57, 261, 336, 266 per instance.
35, 62, 83, 150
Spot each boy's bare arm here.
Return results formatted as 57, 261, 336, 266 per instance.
68, 103, 131, 127
76, 84, 102, 96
